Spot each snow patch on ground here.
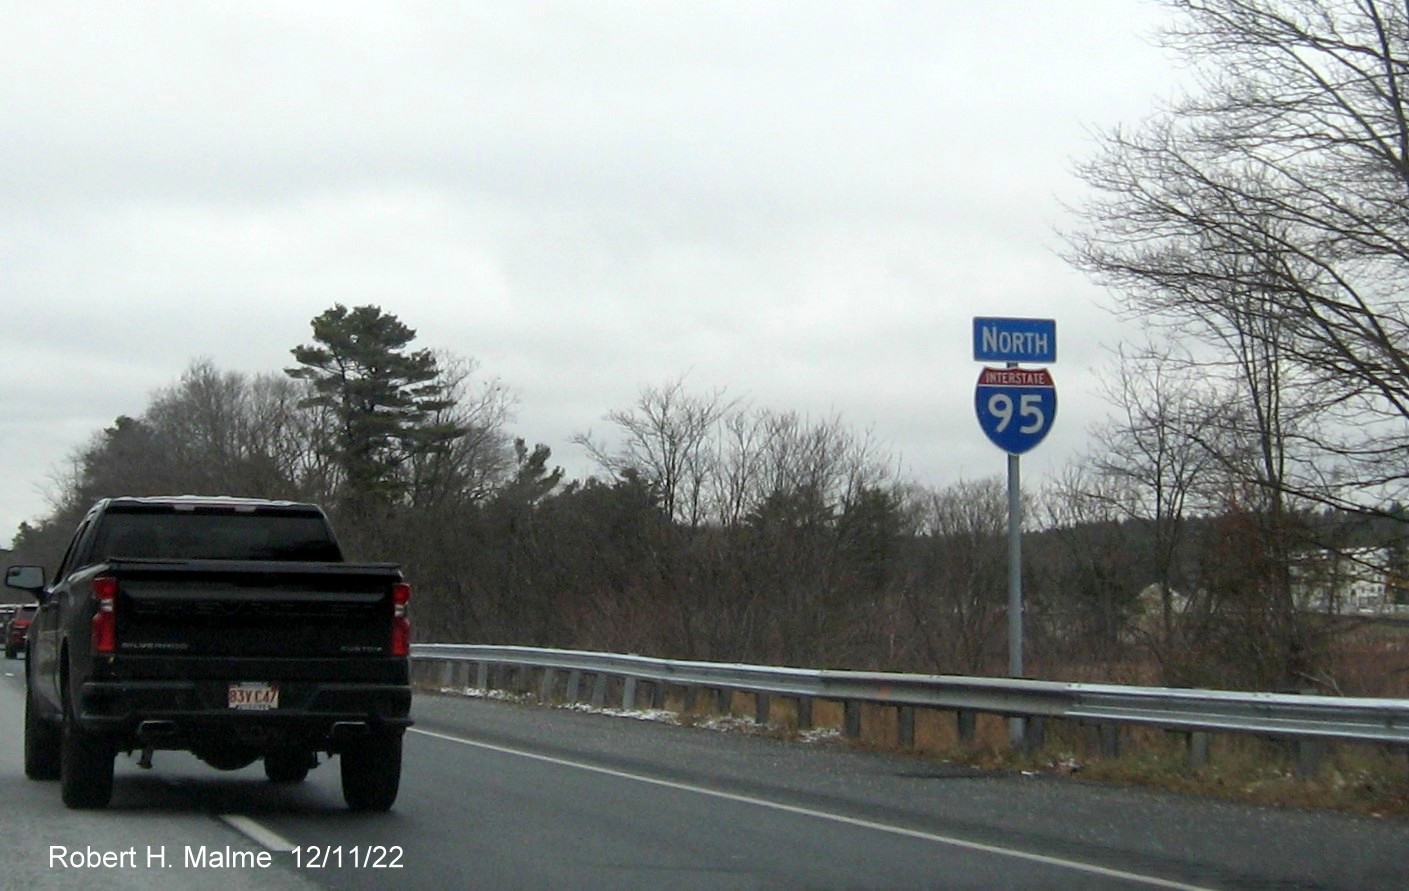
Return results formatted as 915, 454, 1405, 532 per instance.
696, 714, 765, 733
443, 686, 527, 703
561, 702, 681, 724
436, 684, 842, 745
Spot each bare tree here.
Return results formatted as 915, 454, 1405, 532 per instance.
144, 360, 309, 498
1088, 339, 1223, 642
575, 376, 737, 529
1068, 0, 1409, 517
705, 406, 768, 529
1066, 0, 1409, 687
402, 353, 517, 509
896, 478, 1010, 675
1034, 466, 1139, 668
737, 410, 904, 665
572, 381, 907, 664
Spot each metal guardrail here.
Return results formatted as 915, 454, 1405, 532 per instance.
411, 644, 1409, 752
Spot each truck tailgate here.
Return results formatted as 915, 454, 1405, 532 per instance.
107, 559, 403, 658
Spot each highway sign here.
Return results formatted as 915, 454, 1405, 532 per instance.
974, 366, 1056, 455
972, 317, 1057, 364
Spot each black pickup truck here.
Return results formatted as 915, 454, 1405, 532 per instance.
5, 495, 412, 811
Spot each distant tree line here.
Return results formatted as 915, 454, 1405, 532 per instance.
7, 298, 1404, 695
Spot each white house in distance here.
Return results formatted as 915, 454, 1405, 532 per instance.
1291, 547, 1408, 616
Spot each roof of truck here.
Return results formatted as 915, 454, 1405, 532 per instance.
96, 495, 325, 513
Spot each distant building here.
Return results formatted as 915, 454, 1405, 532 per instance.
1291, 547, 1405, 616
1123, 583, 1193, 644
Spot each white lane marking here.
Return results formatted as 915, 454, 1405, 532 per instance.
410, 727, 1222, 891
220, 814, 297, 852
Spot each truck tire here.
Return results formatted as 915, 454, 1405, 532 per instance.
24, 684, 61, 780
60, 698, 114, 809
340, 733, 402, 811
264, 749, 312, 783
5, 644, 15, 659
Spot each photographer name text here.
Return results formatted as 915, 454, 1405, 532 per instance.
49, 843, 405, 871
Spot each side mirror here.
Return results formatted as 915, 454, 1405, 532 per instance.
5, 565, 46, 593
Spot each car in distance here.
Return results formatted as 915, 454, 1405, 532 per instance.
0, 603, 18, 644
5, 603, 37, 659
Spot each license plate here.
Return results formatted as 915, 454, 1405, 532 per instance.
228, 682, 279, 711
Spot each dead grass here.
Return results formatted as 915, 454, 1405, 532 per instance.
658, 684, 1409, 817
875, 719, 1409, 818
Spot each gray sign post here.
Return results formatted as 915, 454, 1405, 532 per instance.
972, 317, 1056, 748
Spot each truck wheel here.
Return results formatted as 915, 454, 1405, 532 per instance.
24, 684, 61, 780
4, 644, 15, 659
265, 749, 312, 783
60, 702, 114, 809
340, 733, 402, 811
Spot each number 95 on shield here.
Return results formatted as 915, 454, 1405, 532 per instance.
974, 367, 1057, 456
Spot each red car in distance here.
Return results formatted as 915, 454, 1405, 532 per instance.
5, 603, 37, 659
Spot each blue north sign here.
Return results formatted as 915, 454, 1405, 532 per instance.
972, 317, 1057, 364
974, 366, 1057, 455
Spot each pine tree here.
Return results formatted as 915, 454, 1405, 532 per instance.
286, 304, 461, 509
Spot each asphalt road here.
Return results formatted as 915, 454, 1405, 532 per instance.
1, 663, 1405, 889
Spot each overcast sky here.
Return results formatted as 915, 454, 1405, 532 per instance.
1, 1, 1187, 543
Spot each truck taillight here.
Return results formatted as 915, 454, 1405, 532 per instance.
92, 575, 118, 654
391, 582, 411, 656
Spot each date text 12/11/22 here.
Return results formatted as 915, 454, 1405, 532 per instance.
291, 846, 405, 869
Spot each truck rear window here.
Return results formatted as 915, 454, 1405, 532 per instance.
92, 510, 342, 562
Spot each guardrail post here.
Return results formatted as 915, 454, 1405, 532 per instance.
475, 662, 489, 691
623, 677, 638, 710
565, 670, 582, 702
1295, 739, 1325, 779
590, 673, 608, 709
716, 688, 733, 715
957, 710, 976, 744
844, 701, 862, 739
439, 661, 455, 688
1023, 716, 1045, 754
652, 681, 668, 710
1185, 731, 1210, 769
539, 668, 557, 703
796, 697, 813, 730
1098, 723, 1122, 758
683, 686, 699, 713
898, 706, 916, 750
754, 693, 771, 725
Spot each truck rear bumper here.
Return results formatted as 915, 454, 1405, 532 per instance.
75, 679, 412, 752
